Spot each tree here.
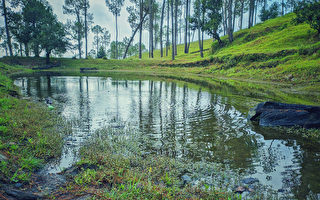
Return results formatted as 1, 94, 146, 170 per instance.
91, 25, 103, 56
148, 0, 154, 58
9, 11, 31, 56
192, 0, 204, 57
203, 0, 223, 46
248, 0, 255, 28
184, 0, 190, 53
171, 0, 175, 60
83, 0, 93, 59
97, 46, 106, 58
159, 0, 166, 57
294, 0, 320, 35
127, 0, 148, 59
123, 11, 148, 59
259, 2, 279, 22
63, 0, 85, 59
1, 0, 13, 56
105, 0, 125, 59
101, 28, 111, 54
38, 5, 67, 64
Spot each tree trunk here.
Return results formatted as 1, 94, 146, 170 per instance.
197, 6, 203, 58
171, 0, 175, 60
239, 0, 244, 30
223, 4, 228, 36
46, 51, 50, 65
233, 0, 237, 31
2, 0, 13, 57
166, 0, 169, 57
96, 32, 99, 55
227, 0, 233, 43
254, 0, 257, 25
123, 13, 148, 59
19, 43, 23, 57
77, 13, 82, 59
174, 0, 178, 56
24, 43, 29, 57
34, 42, 40, 57
188, 30, 194, 50
116, 15, 118, 59
213, 33, 223, 46
84, 1, 88, 59
139, 0, 143, 59
154, 17, 158, 50
184, 0, 189, 53
149, 0, 154, 58
281, 0, 284, 16
248, 0, 254, 28
160, 0, 166, 57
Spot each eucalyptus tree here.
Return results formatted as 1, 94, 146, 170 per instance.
184, 0, 190, 53
203, 0, 223, 46
63, 0, 85, 59
248, 0, 255, 28
105, 0, 125, 59
192, 0, 204, 57
0, 26, 8, 56
123, 4, 148, 59
166, 0, 169, 56
101, 28, 111, 53
1, 0, 13, 56
127, 0, 148, 58
83, 0, 93, 59
171, 0, 175, 60
148, 0, 154, 58
91, 25, 103, 56
159, 0, 166, 57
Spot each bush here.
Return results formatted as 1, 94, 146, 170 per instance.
260, 2, 279, 22
294, 0, 320, 35
97, 46, 107, 59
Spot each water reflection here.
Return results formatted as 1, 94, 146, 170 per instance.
14, 76, 320, 199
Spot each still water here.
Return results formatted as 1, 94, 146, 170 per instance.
14, 75, 320, 199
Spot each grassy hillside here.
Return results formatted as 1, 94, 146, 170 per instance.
0, 13, 318, 84
131, 13, 319, 83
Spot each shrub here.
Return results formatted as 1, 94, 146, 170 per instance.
260, 2, 280, 22
294, 0, 320, 35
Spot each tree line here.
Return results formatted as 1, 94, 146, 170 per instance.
0, 0, 318, 62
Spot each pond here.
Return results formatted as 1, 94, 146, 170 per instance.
14, 75, 320, 199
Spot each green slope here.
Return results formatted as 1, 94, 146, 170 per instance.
132, 13, 319, 83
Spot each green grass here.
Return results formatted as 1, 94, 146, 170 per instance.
0, 13, 319, 85
54, 127, 278, 199
0, 62, 65, 183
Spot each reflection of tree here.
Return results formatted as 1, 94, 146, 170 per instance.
281, 140, 320, 199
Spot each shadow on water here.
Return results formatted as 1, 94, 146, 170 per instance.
14, 72, 320, 199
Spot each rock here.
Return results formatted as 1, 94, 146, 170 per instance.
14, 183, 23, 188
181, 174, 192, 185
5, 189, 42, 200
241, 177, 259, 185
235, 186, 246, 194
0, 153, 8, 161
248, 101, 320, 128
45, 98, 52, 105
